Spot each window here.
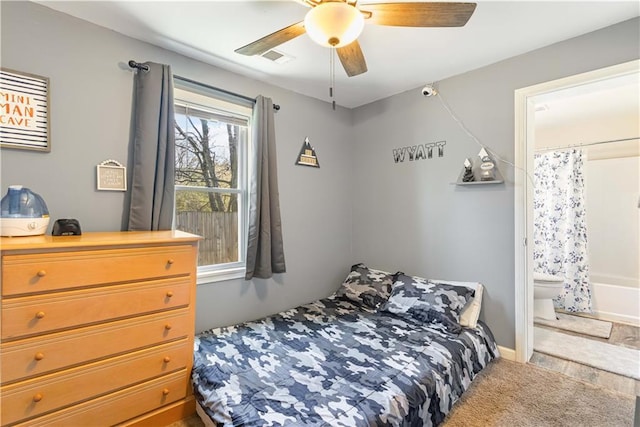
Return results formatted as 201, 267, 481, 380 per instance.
173, 81, 251, 282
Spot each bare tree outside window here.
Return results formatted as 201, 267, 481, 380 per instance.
174, 112, 243, 266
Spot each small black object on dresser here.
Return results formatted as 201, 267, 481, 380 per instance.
52, 219, 82, 236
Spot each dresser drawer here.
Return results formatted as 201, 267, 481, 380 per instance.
1, 309, 191, 384
13, 370, 189, 427
2, 245, 195, 296
2, 340, 189, 425
2, 277, 190, 340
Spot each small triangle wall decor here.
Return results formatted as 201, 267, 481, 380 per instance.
295, 137, 320, 168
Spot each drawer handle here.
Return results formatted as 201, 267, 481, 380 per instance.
166, 291, 174, 298
37, 270, 47, 277
163, 356, 171, 363
167, 259, 175, 265
33, 393, 43, 402
35, 311, 46, 319
164, 324, 172, 330
162, 388, 170, 396
34, 352, 45, 361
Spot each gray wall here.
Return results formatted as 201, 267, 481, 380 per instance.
0, 1, 354, 332
2, 2, 638, 347
351, 18, 639, 348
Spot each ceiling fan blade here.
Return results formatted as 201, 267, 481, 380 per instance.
293, 0, 320, 7
235, 21, 306, 56
337, 40, 368, 77
362, 2, 476, 27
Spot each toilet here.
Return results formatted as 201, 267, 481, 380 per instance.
533, 272, 564, 320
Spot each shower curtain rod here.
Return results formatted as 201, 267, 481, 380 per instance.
128, 60, 280, 111
534, 136, 639, 152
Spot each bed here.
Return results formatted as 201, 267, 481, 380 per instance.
192, 265, 500, 426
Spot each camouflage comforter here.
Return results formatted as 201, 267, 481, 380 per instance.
193, 296, 499, 427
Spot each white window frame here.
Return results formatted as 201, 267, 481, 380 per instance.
173, 83, 251, 284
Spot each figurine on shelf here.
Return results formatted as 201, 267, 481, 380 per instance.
478, 148, 496, 181
479, 156, 496, 181
462, 158, 475, 182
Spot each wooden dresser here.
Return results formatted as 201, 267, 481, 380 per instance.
0, 231, 200, 427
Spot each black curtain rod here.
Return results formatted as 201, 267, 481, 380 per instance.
128, 60, 149, 72
128, 60, 280, 111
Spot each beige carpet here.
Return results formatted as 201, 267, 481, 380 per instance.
443, 358, 635, 427
171, 359, 635, 427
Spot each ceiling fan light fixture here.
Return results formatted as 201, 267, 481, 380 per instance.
304, 2, 364, 48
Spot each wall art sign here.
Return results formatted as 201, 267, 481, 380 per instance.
97, 160, 127, 191
0, 68, 50, 152
392, 141, 446, 163
295, 137, 320, 168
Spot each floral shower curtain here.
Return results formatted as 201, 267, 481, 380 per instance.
533, 149, 592, 313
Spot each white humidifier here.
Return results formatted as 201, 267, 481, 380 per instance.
0, 185, 50, 237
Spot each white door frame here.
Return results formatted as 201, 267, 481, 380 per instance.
513, 59, 640, 363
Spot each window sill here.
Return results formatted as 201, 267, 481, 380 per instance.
197, 266, 246, 285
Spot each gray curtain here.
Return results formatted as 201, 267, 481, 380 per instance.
245, 96, 285, 279
126, 62, 175, 231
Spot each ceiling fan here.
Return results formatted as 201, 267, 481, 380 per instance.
235, 1, 477, 77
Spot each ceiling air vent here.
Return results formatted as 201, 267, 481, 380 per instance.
261, 50, 294, 64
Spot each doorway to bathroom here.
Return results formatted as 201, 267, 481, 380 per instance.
513, 60, 640, 389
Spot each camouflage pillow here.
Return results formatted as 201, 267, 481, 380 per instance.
335, 263, 395, 310
381, 273, 475, 333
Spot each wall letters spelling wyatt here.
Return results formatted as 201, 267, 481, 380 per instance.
392, 141, 446, 163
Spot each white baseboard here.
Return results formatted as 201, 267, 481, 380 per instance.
498, 345, 516, 361
591, 310, 640, 327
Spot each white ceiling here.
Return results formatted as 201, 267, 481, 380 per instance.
535, 72, 640, 129
35, 0, 640, 108
533, 72, 639, 158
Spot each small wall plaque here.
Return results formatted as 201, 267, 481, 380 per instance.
295, 137, 320, 168
97, 160, 127, 191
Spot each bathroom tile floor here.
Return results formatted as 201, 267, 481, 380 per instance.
530, 318, 640, 396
